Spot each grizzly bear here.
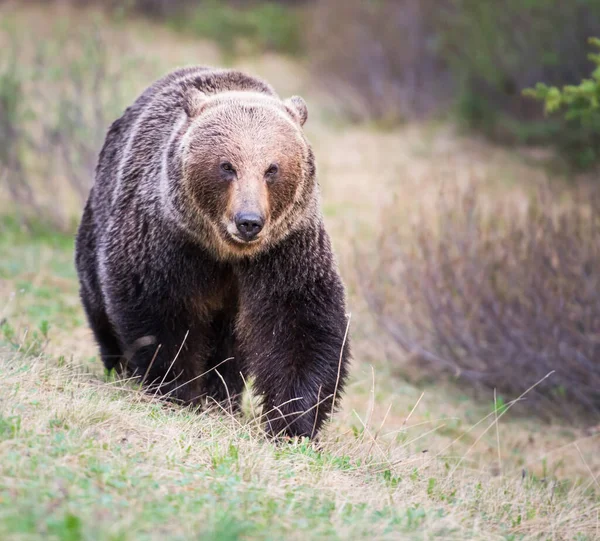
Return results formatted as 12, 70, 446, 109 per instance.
75, 66, 350, 439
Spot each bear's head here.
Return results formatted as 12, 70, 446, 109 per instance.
168, 88, 317, 259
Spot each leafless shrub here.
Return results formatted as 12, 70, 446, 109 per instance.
306, 0, 450, 123
360, 183, 600, 420
0, 21, 142, 230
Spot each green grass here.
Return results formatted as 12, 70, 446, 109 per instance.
1, 220, 599, 541
1, 350, 597, 541
0, 218, 82, 354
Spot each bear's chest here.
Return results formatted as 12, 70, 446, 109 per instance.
189, 265, 239, 319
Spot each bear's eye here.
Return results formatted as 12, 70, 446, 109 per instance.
220, 162, 235, 174
265, 164, 279, 177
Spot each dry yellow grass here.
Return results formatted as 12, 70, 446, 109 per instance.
0, 3, 598, 539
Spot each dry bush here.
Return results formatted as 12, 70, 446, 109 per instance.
0, 21, 143, 230
360, 183, 600, 420
306, 0, 449, 123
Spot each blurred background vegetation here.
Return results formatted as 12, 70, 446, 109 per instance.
128, 0, 600, 166
1, 0, 599, 423
2, 0, 600, 175
2, 0, 600, 210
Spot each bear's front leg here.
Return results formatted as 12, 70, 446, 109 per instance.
110, 305, 220, 406
236, 235, 350, 439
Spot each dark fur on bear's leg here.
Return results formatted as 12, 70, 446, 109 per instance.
236, 225, 350, 439
203, 314, 245, 413
110, 307, 220, 405
121, 322, 245, 413
75, 199, 123, 371
82, 296, 123, 373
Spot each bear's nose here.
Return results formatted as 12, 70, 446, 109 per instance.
234, 213, 264, 241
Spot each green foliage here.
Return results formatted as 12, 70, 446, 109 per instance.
524, 38, 600, 168
438, 0, 600, 166
493, 396, 508, 415
168, 1, 302, 58
47, 513, 83, 541
0, 415, 21, 440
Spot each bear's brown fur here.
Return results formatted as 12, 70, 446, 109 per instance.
75, 66, 350, 438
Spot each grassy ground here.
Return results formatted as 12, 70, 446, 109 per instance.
1, 4, 599, 540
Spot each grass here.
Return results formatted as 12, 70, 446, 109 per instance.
1, 188, 599, 541
1, 340, 598, 540
0, 3, 599, 540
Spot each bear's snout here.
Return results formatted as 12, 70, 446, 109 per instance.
234, 212, 264, 241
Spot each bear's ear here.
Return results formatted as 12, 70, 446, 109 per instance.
284, 95, 308, 126
183, 89, 209, 118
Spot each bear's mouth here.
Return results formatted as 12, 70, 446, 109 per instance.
228, 232, 262, 245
